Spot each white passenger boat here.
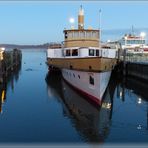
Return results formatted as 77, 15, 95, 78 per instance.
119, 33, 148, 54
47, 6, 117, 105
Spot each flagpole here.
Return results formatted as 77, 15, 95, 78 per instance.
99, 9, 101, 49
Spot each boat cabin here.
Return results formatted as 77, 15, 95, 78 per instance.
63, 29, 100, 48
47, 47, 116, 59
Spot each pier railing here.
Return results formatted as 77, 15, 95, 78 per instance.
119, 50, 148, 80
125, 54, 148, 63
120, 49, 148, 63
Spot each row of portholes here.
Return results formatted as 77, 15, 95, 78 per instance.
64, 71, 81, 79
64, 70, 94, 86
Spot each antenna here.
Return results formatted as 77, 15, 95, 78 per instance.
132, 25, 134, 35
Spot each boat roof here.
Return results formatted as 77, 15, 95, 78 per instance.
123, 34, 145, 40
63, 29, 99, 32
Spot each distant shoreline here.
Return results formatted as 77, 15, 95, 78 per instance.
0, 44, 48, 49
0, 43, 61, 49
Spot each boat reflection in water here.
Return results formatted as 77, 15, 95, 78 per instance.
0, 64, 21, 114
46, 71, 117, 143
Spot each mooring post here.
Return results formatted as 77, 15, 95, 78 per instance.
123, 49, 127, 76
117, 42, 122, 61
0, 60, 3, 83
147, 104, 148, 130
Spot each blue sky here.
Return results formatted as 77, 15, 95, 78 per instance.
0, 1, 148, 45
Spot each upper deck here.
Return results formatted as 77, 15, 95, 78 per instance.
63, 29, 100, 48
63, 6, 100, 48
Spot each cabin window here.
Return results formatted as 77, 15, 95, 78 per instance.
65, 32, 68, 39
89, 75, 94, 85
66, 50, 71, 56
73, 32, 76, 38
89, 49, 94, 56
86, 32, 91, 38
72, 49, 78, 56
95, 32, 99, 38
80, 32, 83, 38
74, 32, 79, 38
142, 40, 145, 44
89, 66, 92, 70
92, 32, 97, 38
68, 32, 71, 38
96, 50, 99, 56
79, 31, 85, 38
70, 65, 73, 69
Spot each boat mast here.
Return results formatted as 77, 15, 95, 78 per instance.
99, 9, 101, 49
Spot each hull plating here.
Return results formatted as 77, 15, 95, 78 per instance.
62, 68, 111, 105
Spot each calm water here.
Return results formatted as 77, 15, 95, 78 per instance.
0, 49, 148, 144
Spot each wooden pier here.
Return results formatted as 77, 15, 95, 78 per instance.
126, 62, 148, 81
115, 50, 148, 82
0, 48, 22, 83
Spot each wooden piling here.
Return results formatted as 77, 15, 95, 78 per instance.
0, 48, 22, 83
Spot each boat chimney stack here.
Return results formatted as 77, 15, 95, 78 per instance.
78, 5, 84, 30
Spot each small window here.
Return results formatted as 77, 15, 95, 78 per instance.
96, 50, 99, 56
70, 65, 73, 69
66, 50, 70, 56
78, 75, 80, 79
89, 49, 94, 56
89, 75, 94, 85
72, 49, 78, 56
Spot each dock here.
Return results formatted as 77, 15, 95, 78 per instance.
126, 61, 148, 81
0, 48, 22, 83
115, 50, 148, 82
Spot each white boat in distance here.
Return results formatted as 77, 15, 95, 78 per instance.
119, 32, 148, 54
47, 6, 117, 105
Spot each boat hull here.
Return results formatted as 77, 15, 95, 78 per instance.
62, 68, 111, 105
47, 57, 116, 72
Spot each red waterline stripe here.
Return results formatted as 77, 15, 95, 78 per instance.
144, 49, 148, 51
63, 77, 102, 106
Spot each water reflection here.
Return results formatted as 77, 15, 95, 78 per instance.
0, 63, 21, 114
124, 77, 148, 130
46, 72, 117, 143
113, 74, 148, 135
125, 77, 148, 101
46, 71, 148, 143
117, 75, 148, 106
0, 50, 147, 143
